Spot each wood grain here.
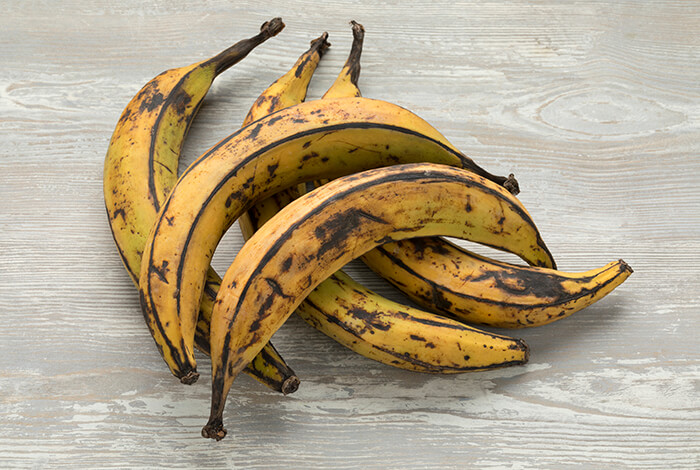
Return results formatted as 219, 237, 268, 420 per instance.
1, 1, 698, 468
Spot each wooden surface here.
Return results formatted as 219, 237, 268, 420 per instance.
1, 1, 699, 468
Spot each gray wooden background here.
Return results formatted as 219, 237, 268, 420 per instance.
1, 1, 698, 468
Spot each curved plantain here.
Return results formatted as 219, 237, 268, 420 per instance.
321, 20, 365, 100
362, 238, 632, 328
202, 162, 553, 440
239, 20, 363, 236
103, 18, 303, 391
138, 95, 535, 383
296, 270, 529, 373
240, 28, 529, 373
244, 184, 530, 374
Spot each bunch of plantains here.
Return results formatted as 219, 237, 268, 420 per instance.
103, 18, 632, 440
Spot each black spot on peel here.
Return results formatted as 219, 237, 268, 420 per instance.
266, 114, 284, 126
348, 306, 391, 331
302, 152, 319, 162
410, 334, 426, 342
281, 255, 293, 272
267, 163, 279, 177
247, 122, 264, 140
150, 261, 170, 284
302, 141, 312, 149
165, 216, 175, 226
118, 107, 132, 123
268, 96, 281, 113
224, 190, 242, 208
489, 268, 567, 300
432, 284, 454, 311
112, 208, 126, 221
408, 238, 452, 257
139, 90, 165, 113
172, 90, 192, 115
265, 278, 292, 299
292, 118, 307, 124
314, 208, 390, 259
293, 53, 314, 78
248, 317, 263, 334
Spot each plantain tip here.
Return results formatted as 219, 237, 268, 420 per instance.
350, 20, 365, 37
202, 419, 227, 441
179, 369, 200, 385
619, 259, 634, 274
520, 339, 530, 364
260, 17, 285, 37
310, 32, 331, 57
281, 375, 300, 395
504, 173, 520, 195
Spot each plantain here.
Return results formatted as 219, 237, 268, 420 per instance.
238, 22, 530, 375
104, 18, 311, 391
298, 270, 529, 370
362, 238, 632, 328
244, 184, 531, 372
241, 22, 627, 350
320, 20, 365, 99
202, 162, 552, 440
138, 94, 533, 383
238, 20, 363, 236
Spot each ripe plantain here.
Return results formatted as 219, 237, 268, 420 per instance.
296, 270, 529, 372
138, 95, 534, 383
239, 20, 363, 236
202, 162, 553, 440
239, 22, 529, 374
242, 21, 627, 340
321, 20, 365, 99
362, 238, 632, 328
244, 182, 530, 373
103, 18, 310, 391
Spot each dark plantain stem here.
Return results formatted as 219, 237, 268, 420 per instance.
309, 31, 331, 58
345, 20, 365, 87
281, 376, 300, 395
208, 17, 286, 76
459, 153, 521, 195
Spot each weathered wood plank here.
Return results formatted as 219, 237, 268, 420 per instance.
1, 0, 698, 468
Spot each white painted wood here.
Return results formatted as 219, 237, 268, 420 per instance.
1, 1, 698, 468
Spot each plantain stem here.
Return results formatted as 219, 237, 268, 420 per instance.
208, 17, 286, 76
308, 31, 331, 58
344, 20, 365, 87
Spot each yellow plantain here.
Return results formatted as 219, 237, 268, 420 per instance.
239, 20, 363, 235
296, 270, 529, 372
241, 33, 330, 125
362, 238, 632, 328
202, 162, 553, 440
321, 20, 364, 99
138, 95, 535, 383
244, 186, 529, 373
237, 27, 333, 233
240, 23, 528, 375
297, 20, 628, 329
103, 18, 308, 391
